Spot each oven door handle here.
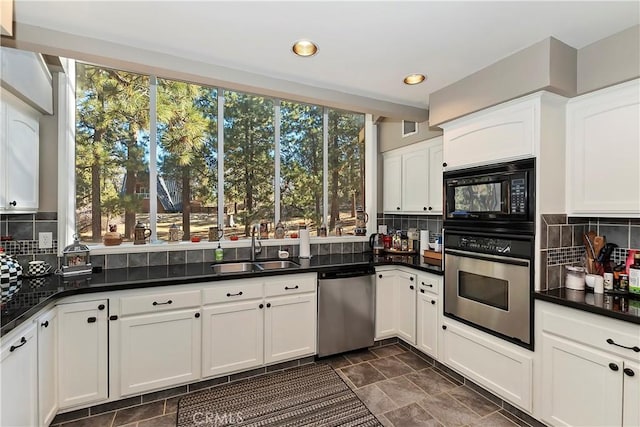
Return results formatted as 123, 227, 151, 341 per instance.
445, 249, 530, 267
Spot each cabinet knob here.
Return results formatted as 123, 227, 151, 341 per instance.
378, 274, 383, 279
98, 304, 105, 310
428, 206, 433, 211
442, 162, 447, 167
259, 303, 264, 309
109, 315, 118, 321
423, 207, 427, 211
41, 321, 49, 328
624, 368, 635, 377
431, 300, 436, 305
420, 289, 425, 294
442, 325, 447, 330
194, 312, 200, 318
396, 207, 400, 211
9, 201, 17, 206
409, 285, 414, 290
266, 303, 271, 308
409, 277, 414, 281
609, 363, 619, 372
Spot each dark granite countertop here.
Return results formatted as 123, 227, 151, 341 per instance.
535, 288, 640, 324
1, 253, 443, 336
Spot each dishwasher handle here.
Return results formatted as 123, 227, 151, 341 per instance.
318, 268, 374, 280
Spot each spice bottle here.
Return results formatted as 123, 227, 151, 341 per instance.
629, 252, 640, 295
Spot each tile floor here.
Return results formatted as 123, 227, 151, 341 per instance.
51, 344, 541, 427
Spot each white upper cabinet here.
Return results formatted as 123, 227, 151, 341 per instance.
382, 136, 443, 214
566, 79, 640, 216
440, 92, 566, 171
0, 89, 40, 212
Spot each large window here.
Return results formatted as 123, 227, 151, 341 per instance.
75, 63, 366, 243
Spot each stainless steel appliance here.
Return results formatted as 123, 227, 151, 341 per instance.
444, 158, 535, 234
317, 266, 375, 357
444, 230, 534, 349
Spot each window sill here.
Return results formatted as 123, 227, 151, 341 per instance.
88, 235, 369, 255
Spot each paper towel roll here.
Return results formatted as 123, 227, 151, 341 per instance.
420, 230, 430, 254
299, 229, 311, 258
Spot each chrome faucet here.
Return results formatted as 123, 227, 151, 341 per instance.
251, 224, 262, 261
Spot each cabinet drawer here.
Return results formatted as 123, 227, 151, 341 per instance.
202, 281, 263, 305
265, 275, 316, 297
539, 301, 640, 362
417, 273, 440, 296
120, 290, 201, 316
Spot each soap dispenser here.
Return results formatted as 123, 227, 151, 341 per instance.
215, 243, 224, 261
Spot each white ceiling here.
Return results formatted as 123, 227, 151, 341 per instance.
12, 1, 640, 111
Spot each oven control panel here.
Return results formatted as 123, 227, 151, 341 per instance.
446, 232, 533, 259
459, 236, 511, 254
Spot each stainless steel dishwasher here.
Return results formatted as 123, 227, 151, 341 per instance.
317, 265, 375, 357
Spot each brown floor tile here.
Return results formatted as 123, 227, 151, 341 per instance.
336, 368, 358, 389
498, 409, 535, 427
319, 354, 352, 369
418, 394, 481, 427
447, 385, 499, 417
471, 411, 520, 427
164, 396, 181, 414
370, 356, 414, 378
395, 351, 432, 371
383, 402, 443, 427
345, 349, 379, 364
340, 362, 387, 388
113, 401, 164, 426
60, 412, 115, 427
376, 376, 429, 407
377, 414, 394, 427
371, 344, 406, 358
138, 413, 177, 427
405, 368, 458, 395
355, 384, 399, 415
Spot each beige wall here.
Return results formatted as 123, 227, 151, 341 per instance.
577, 25, 640, 94
377, 118, 442, 153
38, 72, 59, 212
429, 37, 577, 126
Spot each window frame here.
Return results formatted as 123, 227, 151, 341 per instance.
59, 60, 377, 255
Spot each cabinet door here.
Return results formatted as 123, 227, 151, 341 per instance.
37, 308, 58, 427
4, 98, 39, 211
375, 271, 397, 339
567, 80, 640, 215
541, 334, 623, 427
427, 140, 444, 213
119, 308, 201, 396
202, 301, 263, 378
402, 147, 429, 212
383, 154, 402, 213
57, 300, 108, 409
0, 323, 38, 427
264, 293, 316, 364
623, 360, 640, 427
416, 292, 438, 358
396, 273, 416, 345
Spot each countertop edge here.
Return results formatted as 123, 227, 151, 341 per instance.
534, 291, 640, 325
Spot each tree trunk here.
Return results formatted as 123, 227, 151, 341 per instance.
91, 128, 103, 242
181, 167, 191, 240
124, 129, 138, 239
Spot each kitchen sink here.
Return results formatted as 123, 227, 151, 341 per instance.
254, 260, 300, 270
211, 262, 259, 274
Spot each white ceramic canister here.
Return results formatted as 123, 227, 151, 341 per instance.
565, 266, 586, 291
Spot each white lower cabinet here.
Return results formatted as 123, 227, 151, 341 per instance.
0, 321, 38, 427
37, 308, 58, 427
375, 268, 416, 344
442, 320, 533, 412
264, 293, 316, 364
537, 301, 640, 427
416, 281, 439, 358
57, 300, 108, 409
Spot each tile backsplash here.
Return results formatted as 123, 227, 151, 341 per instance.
0, 212, 59, 269
377, 214, 443, 239
540, 214, 639, 290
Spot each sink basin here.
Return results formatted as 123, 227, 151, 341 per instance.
254, 260, 300, 270
211, 262, 259, 274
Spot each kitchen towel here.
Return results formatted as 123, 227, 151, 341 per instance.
420, 230, 430, 254
299, 229, 311, 258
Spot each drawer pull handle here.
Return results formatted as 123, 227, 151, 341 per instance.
10, 337, 26, 352
624, 368, 635, 377
153, 300, 173, 306
609, 363, 619, 371
227, 292, 243, 297
87, 317, 97, 323
41, 321, 49, 328
420, 289, 425, 294
9, 201, 17, 207
285, 285, 299, 290
421, 282, 433, 287
98, 304, 105, 310
606, 338, 640, 353
109, 315, 118, 321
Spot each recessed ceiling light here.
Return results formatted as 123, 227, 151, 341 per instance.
292, 40, 318, 57
403, 74, 426, 85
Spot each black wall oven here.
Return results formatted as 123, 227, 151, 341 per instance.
443, 158, 535, 350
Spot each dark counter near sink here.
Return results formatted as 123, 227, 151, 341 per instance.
1, 253, 442, 336
535, 288, 640, 324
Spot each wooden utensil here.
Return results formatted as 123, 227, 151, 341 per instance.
583, 233, 596, 273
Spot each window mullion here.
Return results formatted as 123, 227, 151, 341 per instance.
274, 100, 281, 224
322, 107, 329, 225
149, 76, 158, 240
217, 90, 225, 229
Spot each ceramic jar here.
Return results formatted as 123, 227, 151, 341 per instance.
0, 249, 23, 286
